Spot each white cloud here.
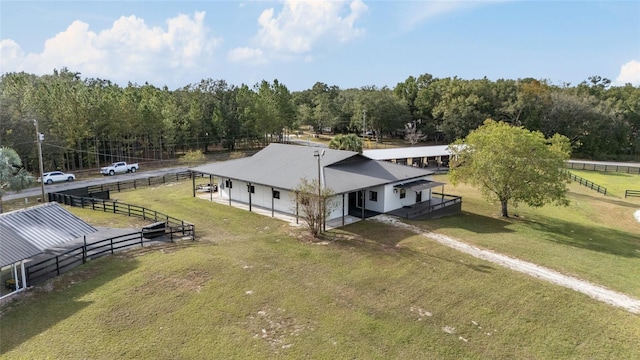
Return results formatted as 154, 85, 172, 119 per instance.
228, 0, 367, 64
227, 47, 266, 65
614, 60, 640, 86
0, 39, 25, 70
0, 12, 221, 87
401, 1, 506, 32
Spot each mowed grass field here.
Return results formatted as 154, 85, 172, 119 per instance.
1, 172, 639, 359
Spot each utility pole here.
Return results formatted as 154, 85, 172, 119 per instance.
34, 119, 46, 202
362, 109, 366, 137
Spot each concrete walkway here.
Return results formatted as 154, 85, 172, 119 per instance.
195, 191, 361, 230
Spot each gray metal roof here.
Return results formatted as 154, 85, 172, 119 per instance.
0, 202, 97, 267
192, 143, 434, 194
363, 145, 452, 160
394, 179, 445, 192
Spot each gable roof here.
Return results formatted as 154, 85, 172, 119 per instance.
0, 202, 97, 267
192, 143, 433, 193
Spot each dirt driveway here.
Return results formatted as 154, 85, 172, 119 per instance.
371, 215, 640, 315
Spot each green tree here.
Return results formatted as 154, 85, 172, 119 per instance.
448, 120, 571, 218
328, 134, 363, 153
0, 147, 35, 213
293, 177, 338, 238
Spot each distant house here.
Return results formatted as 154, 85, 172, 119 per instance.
191, 144, 460, 227
363, 145, 453, 169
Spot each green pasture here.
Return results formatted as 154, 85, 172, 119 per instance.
1, 172, 639, 359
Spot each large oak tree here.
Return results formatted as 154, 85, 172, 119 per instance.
448, 120, 571, 217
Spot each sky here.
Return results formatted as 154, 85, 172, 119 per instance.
1, 1, 639, 92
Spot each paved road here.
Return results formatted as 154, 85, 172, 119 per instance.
4, 166, 189, 201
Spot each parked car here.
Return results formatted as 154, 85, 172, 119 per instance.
100, 161, 139, 176
38, 171, 75, 184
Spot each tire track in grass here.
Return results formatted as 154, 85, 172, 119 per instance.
371, 214, 640, 315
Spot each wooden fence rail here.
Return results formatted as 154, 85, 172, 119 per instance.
87, 171, 202, 193
625, 190, 640, 198
48, 192, 195, 237
405, 193, 462, 219
25, 231, 147, 286
566, 162, 640, 174
566, 172, 607, 196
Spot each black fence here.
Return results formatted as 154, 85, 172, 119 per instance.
625, 190, 640, 198
566, 172, 607, 196
566, 162, 640, 174
404, 193, 462, 220
25, 231, 147, 286
48, 192, 195, 241
87, 171, 199, 193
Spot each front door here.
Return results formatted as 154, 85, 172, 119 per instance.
416, 191, 422, 203
357, 190, 364, 208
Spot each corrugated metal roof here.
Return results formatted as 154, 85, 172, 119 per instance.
0, 202, 97, 267
363, 145, 452, 160
394, 179, 445, 191
191, 143, 434, 194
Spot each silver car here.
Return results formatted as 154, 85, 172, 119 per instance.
39, 171, 75, 184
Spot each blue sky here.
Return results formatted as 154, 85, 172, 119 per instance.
1, 1, 639, 91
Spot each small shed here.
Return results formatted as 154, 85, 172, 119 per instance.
0, 202, 97, 299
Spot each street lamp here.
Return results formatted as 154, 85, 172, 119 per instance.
33, 119, 45, 202
313, 149, 325, 232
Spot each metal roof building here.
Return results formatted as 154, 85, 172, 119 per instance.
192, 143, 435, 194
0, 202, 97, 268
363, 145, 452, 161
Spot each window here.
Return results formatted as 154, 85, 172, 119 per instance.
400, 189, 406, 199
248, 185, 255, 193
273, 190, 280, 199
225, 180, 233, 188
369, 191, 378, 202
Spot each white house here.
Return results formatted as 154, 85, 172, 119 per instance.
191, 143, 459, 227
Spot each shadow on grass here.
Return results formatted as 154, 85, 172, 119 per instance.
528, 217, 640, 258
420, 211, 516, 234
0, 254, 139, 354
324, 221, 496, 274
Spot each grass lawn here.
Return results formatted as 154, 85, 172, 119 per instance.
1, 177, 639, 359
426, 172, 640, 299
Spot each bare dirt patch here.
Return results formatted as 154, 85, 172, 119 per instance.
371, 214, 640, 314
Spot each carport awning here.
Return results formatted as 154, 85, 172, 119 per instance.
394, 180, 445, 192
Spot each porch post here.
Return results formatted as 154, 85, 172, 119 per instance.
228, 179, 232, 206
20, 260, 26, 290
192, 171, 196, 197
271, 187, 274, 217
342, 193, 345, 226
209, 174, 213, 202
361, 189, 365, 219
13, 264, 18, 290
248, 182, 252, 212
441, 185, 444, 200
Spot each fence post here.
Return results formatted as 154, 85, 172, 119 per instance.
83, 236, 87, 264
142, 208, 146, 220
110, 238, 114, 254
140, 232, 144, 247
56, 256, 60, 275
117, 182, 121, 192
113, 202, 116, 214
182, 220, 185, 235
128, 204, 131, 217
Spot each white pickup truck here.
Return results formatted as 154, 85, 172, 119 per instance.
100, 161, 139, 176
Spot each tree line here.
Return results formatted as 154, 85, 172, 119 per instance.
1, 68, 638, 173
